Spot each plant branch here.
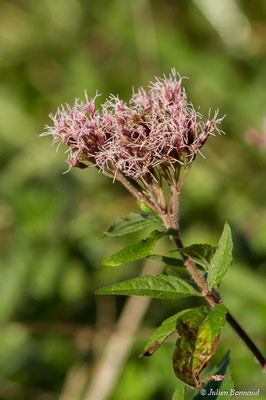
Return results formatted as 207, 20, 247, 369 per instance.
177, 165, 191, 193
106, 165, 266, 372
169, 229, 213, 300
167, 223, 266, 372
169, 166, 191, 232
170, 185, 180, 232
115, 172, 163, 216
226, 312, 266, 372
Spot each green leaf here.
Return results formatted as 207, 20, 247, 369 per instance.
172, 305, 227, 389
172, 381, 187, 400
140, 309, 193, 357
193, 305, 227, 371
148, 254, 185, 267
207, 223, 233, 290
137, 200, 159, 216
96, 274, 201, 299
101, 229, 175, 267
104, 212, 161, 237
193, 352, 234, 399
170, 244, 216, 270
165, 266, 191, 280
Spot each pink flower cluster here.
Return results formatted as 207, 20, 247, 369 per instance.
42, 69, 224, 181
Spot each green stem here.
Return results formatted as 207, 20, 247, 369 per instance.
116, 172, 163, 216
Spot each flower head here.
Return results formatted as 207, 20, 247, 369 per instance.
42, 69, 224, 182
245, 116, 266, 150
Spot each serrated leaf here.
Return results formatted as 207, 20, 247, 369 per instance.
193, 352, 234, 399
172, 305, 227, 389
172, 381, 187, 400
101, 229, 175, 267
207, 223, 233, 290
170, 244, 216, 270
148, 254, 185, 267
140, 309, 193, 357
96, 274, 201, 299
104, 212, 161, 237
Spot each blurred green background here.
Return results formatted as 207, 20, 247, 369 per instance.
0, 0, 265, 399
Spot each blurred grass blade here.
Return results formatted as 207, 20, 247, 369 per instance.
140, 309, 193, 357
172, 381, 186, 400
207, 223, 233, 289
96, 274, 201, 299
193, 351, 234, 399
101, 229, 175, 266
104, 212, 161, 237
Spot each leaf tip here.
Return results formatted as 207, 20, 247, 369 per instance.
101, 260, 117, 267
